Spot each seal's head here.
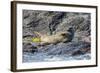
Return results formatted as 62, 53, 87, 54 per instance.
67, 27, 74, 33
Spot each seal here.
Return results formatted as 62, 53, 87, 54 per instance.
34, 27, 74, 45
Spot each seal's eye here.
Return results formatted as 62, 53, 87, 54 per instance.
61, 33, 66, 36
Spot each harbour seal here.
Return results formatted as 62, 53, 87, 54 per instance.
34, 27, 74, 45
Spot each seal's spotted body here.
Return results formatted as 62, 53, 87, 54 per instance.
34, 27, 74, 45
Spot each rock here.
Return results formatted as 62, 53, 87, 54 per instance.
34, 41, 90, 56
72, 50, 85, 56
23, 43, 38, 53
23, 10, 91, 57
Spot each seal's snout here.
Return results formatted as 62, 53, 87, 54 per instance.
67, 27, 74, 32
60, 33, 67, 37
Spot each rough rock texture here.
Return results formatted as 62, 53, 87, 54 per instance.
22, 10, 91, 62
37, 41, 90, 55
